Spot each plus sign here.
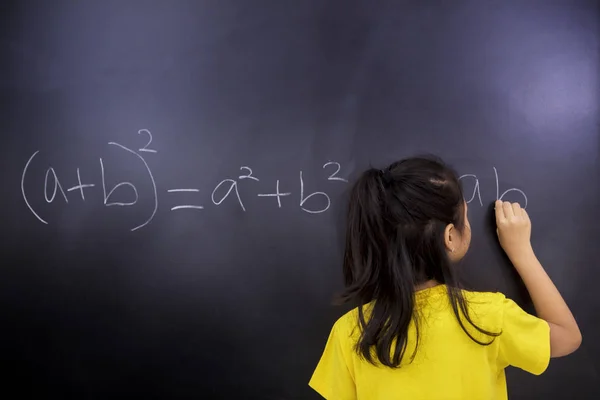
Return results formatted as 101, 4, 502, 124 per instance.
67, 168, 95, 201
257, 180, 291, 208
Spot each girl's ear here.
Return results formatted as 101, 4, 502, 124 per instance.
444, 223, 455, 253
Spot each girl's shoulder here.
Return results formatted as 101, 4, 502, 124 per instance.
463, 288, 506, 302
331, 288, 512, 335
331, 302, 376, 340
461, 289, 513, 332
462, 288, 509, 310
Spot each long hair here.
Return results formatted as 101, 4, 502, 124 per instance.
339, 156, 500, 367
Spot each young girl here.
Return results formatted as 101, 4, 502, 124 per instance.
309, 157, 581, 399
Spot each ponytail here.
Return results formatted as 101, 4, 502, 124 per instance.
339, 157, 500, 367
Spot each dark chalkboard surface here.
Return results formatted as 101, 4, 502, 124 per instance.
1, 1, 598, 399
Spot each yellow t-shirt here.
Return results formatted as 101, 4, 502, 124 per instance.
309, 285, 550, 400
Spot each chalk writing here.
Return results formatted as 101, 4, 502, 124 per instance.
323, 161, 348, 182
67, 168, 95, 201
20, 129, 529, 231
300, 171, 331, 214
167, 188, 203, 211
137, 128, 157, 154
460, 168, 527, 209
100, 157, 139, 207
239, 166, 259, 182
167, 189, 200, 193
44, 167, 69, 204
21, 151, 47, 224
106, 141, 158, 231
212, 179, 247, 212
494, 167, 528, 208
171, 205, 204, 211
257, 180, 291, 208
458, 174, 483, 206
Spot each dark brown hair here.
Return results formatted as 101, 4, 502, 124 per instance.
339, 156, 500, 367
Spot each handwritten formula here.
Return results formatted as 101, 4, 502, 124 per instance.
21, 129, 528, 232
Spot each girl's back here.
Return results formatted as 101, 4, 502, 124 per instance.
309, 157, 580, 399
310, 285, 549, 400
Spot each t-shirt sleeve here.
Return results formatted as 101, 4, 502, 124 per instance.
309, 321, 356, 400
497, 295, 551, 375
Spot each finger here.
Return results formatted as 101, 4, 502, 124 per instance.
512, 202, 522, 218
503, 200, 514, 218
495, 200, 505, 221
521, 207, 530, 221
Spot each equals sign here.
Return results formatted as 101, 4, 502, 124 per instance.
167, 189, 204, 210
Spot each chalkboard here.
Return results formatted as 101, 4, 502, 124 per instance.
1, 1, 598, 399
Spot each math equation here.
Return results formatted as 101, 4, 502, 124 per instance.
21, 129, 528, 232
21, 129, 352, 231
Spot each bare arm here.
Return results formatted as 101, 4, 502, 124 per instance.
495, 200, 582, 358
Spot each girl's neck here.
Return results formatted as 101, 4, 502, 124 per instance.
415, 280, 440, 292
